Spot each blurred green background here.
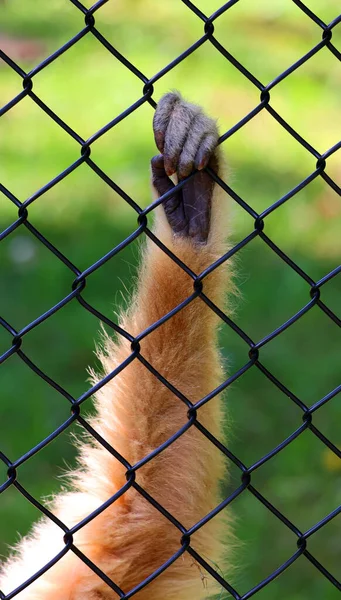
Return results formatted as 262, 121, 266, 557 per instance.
0, 0, 340, 598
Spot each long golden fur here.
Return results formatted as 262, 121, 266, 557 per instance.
0, 92, 234, 599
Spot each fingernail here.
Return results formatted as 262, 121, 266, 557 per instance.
197, 152, 209, 171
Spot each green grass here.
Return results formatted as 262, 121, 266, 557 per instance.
0, 1, 340, 598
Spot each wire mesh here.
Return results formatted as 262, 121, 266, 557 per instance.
0, 0, 340, 598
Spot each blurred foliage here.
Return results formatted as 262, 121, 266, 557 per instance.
0, 1, 340, 599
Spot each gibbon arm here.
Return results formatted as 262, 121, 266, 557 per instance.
0, 92, 233, 600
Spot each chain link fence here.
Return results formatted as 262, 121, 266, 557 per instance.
0, 0, 340, 598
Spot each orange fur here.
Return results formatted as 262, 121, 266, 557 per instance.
0, 156, 233, 599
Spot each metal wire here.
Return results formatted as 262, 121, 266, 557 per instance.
0, 0, 340, 598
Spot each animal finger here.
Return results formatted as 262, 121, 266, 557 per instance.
153, 92, 180, 154
177, 114, 216, 180
194, 130, 219, 171
163, 100, 200, 177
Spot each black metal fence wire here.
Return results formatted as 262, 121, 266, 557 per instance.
0, 0, 340, 598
